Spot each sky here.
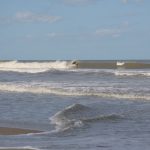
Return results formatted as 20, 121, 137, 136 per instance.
0, 0, 149, 60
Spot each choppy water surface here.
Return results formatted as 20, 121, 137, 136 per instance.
0, 60, 150, 150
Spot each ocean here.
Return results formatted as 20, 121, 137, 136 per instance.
0, 60, 150, 150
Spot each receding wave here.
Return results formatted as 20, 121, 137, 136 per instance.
50, 104, 122, 132
0, 60, 76, 73
0, 82, 150, 100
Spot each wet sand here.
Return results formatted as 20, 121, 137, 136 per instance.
0, 147, 38, 150
0, 127, 41, 135
0, 148, 38, 150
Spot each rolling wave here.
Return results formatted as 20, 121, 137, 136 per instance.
0, 60, 76, 73
1, 60, 150, 77
0, 82, 150, 100
50, 104, 87, 132
50, 104, 122, 132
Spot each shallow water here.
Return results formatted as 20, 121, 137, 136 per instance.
0, 60, 150, 150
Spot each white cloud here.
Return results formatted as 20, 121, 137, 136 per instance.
122, 0, 128, 4
121, 0, 144, 4
135, 0, 144, 3
95, 21, 129, 38
14, 12, 62, 23
95, 28, 121, 38
63, 0, 96, 5
64, 0, 143, 5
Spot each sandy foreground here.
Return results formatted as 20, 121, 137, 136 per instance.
0, 147, 38, 150
0, 148, 39, 150
0, 127, 41, 135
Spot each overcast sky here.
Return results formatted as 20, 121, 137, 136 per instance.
0, 0, 149, 60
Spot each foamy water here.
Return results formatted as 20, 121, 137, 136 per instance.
0, 60, 150, 150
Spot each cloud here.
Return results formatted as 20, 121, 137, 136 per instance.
121, 0, 144, 4
95, 21, 129, 38
95, 28, 121, 38
14, 12, 62, 23
0, 12, 62, 24
63, 0, 97, 5
64, 0, 143, 6
122, 0, 128, 4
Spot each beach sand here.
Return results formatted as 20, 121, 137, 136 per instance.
0, 127, 41, 149
0, 149, 38, 150
0, 148, 38, 150
0, 127, 41, 135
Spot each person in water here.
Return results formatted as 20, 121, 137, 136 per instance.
72, 61, 79, 68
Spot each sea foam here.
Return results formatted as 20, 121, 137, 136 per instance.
0, 82, 150, 100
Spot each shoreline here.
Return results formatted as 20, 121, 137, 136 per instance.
0, 127, 41, 135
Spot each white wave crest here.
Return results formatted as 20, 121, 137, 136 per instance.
0, 60, 75, 73
74, 69, 150, 77
114, 70, 150, 77
116, 61, 125, 66
0, 82, 150, 100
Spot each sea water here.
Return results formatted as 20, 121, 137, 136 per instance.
0, 60, 150, 150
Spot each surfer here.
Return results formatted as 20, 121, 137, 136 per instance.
72, 61, 79, 68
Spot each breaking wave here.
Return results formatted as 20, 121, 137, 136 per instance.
114, 70, 150, 77
75, 69, 150, 77
0, 82, 150, 100
1, 60, 150, 77
76, 69, 150, 77
116, 61, 125, 66
50, 104, 122, 132
0, 60, 76, 73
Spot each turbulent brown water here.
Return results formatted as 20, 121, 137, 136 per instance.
75, 60, 150, 69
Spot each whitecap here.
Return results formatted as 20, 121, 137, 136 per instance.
0, 60, 76, 73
